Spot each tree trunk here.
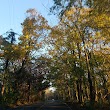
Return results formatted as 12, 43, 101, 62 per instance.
76, 80, 82, 103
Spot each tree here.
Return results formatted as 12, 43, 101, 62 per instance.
50, 0, 110, 16
48, 4, 110, 106
0, 9, 50, 106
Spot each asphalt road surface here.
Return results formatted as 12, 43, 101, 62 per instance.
4, 100, 72, 110
38, 100, 72, 110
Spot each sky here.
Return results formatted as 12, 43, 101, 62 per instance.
0, 0, 58, 36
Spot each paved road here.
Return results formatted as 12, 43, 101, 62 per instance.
2, 100, 72, 110
38, 100, 72, 110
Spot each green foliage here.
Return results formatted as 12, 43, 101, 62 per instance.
48, 0, 110, 105
0, 1, 110, 108
0, 9, 50, 106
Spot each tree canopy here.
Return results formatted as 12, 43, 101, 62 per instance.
0, 1, 110, 109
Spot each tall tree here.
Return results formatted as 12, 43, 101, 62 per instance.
48, 4, 110, 105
